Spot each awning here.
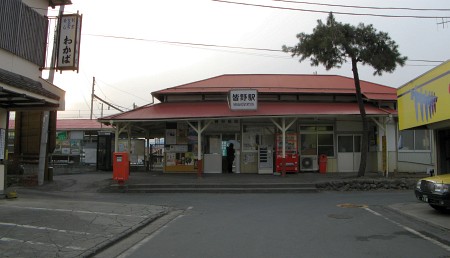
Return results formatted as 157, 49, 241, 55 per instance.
0, 68, 64, 110
100, 101, 396, 122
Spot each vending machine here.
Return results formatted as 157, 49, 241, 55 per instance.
275, 133, 298, 173
258, 145, 273, 174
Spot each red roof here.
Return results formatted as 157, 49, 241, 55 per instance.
56, 119, 113, 130
8, 119, 113, 130
153, 74, 397, 101
101, 102, 396, 121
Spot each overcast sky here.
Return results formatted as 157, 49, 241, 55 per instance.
48, 0, 450, 119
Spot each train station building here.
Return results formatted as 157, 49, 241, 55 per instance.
99, 74, 430, 175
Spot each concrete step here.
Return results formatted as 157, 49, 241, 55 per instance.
107, 183, 318, 193
124, 187, 318, 193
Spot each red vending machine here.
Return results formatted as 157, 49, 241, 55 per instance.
275, 133, 298, 173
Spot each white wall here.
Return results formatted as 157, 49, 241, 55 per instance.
0, 49, 41, 80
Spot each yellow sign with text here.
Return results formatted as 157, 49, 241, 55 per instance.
397, 60, 450, 130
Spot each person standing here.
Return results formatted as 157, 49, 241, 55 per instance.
226, 143, 235, 173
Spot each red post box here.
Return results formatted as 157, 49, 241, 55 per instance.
319, 154, 328, 174
113, 152, 129, 184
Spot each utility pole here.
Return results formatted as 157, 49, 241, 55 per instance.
38, 5, 64, 185
90, 76, 95, 120
89, 76, 124, 118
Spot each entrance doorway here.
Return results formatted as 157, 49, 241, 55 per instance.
222, 134, 239, 173
337, 135, 361, 172
438, 129, 450, 174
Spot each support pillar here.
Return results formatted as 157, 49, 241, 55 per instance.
188, 120, 212, 178
271, 117, 297, 177
0, 109, 7, 195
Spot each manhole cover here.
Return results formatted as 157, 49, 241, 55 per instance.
337, 203, 368, 208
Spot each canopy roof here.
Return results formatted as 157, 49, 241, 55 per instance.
101, 101, 396, 122
0, 68, 63, 110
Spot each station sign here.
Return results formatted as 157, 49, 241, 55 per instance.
229, 89, 258, 111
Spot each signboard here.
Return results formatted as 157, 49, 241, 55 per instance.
166, 145, 188, 153
57, 13, 82, 71
229, 89, 258, 111
165, 129, 177, 144
57, 131, 67, 140
397, 60, 450, 130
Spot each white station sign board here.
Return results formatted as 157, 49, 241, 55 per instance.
229, 89, 258, 111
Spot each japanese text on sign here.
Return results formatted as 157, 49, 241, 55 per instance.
57, 14, 82, 71
229, 89, 258, 110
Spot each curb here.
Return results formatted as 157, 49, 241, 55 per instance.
105, 182, 319, 193
82, 208, 172, 258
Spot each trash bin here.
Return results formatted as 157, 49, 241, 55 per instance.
319, 154, 327, 174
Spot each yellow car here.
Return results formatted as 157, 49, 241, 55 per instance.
415, 174, 450, 212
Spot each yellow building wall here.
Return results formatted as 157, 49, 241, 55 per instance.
397, 60, 450, 130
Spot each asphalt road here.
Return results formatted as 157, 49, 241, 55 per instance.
2, 171, 449, 258
95, 191, 450, 258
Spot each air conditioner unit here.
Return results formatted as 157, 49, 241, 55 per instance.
300, 155, 318, 171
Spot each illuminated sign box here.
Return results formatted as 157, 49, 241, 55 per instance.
229, 89, 258, 111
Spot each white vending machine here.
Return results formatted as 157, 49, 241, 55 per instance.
258, 145, 273, 174
229, 140, 240, 173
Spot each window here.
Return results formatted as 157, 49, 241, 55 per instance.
7, 130, 14, 154
399, 129, 431, 151
300, 125, 334, 157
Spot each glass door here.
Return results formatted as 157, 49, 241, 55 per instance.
337, 135, 361, 172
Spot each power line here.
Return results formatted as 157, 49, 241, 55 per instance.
96, 78, 151, 103
84, 34, 280, 52
211, 0, 450, 19
93, 82, 130, 111
271, 0, 450, 12
84, 33, 444, 64
408, 59, 444, 63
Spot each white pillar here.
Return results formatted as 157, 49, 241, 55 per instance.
197, 121, 202, 162
0, 109, 7, 194
38, 111, 50, 185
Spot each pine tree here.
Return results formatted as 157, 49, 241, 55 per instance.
282, 13, 407, 176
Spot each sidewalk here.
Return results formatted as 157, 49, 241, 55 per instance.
32, 165, 425, 193
107, 168, 422, 193
6, 165, 425, 194
0, 197, 171, 258
1, 166, 174, 258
